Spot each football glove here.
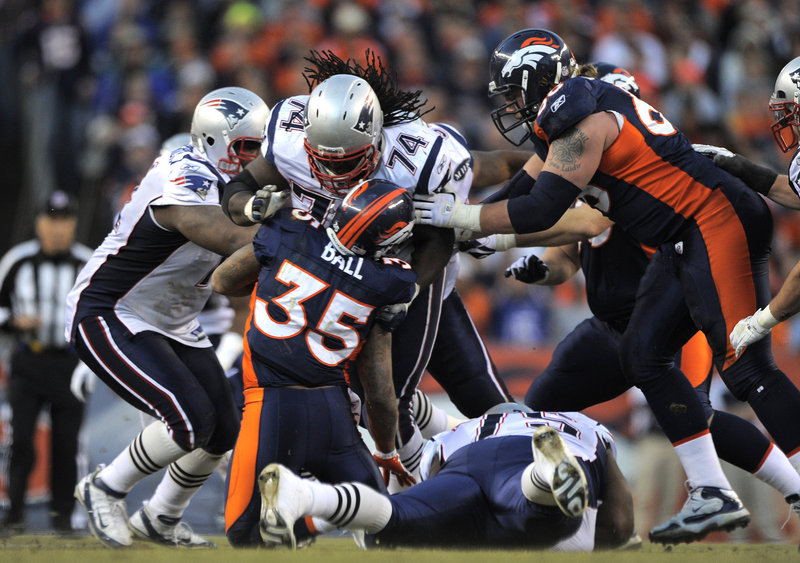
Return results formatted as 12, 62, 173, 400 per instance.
70, 362, 96, 402
504, 254, 550, 284
412, 192, 482, 232
243, 185, 290, 223
373, 450, 417, 488
729, 306, 779, 358
458, 234, 517, 259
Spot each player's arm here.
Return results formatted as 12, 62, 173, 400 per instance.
762, 174, 799, 209
211, 243, 260, 297
471, 150, 535, 189
358, 324, 397, 455
414, 113, 614, 236
152, 204, 260, 256
222, 155, 290, 225
410, 224, 454, 290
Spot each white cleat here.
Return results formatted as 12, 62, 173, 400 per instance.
258, 463, 312, 550
129, 502, 215, 548
74, 465, 132, 548
649, 486, 750, 544
531, 426, 588, 518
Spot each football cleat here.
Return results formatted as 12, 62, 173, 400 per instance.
649, 485, 750, 544
74, 465, 132, 548
258, 463, 312, 550
531, 426, 588, 518
129, 502, 215, 548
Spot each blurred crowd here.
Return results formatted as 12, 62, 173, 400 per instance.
2, 0, 800, 542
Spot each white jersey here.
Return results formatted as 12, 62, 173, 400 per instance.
788, 148, 800, 201
419, 410, 615, 481
65, 145, 229, 347
261, 95, 475, 295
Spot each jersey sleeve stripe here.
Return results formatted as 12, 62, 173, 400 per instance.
264, 99, 287, 165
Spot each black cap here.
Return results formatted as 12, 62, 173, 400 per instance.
41, 191, 78, 217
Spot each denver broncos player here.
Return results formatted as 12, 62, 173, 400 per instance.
214, 180, 418, 547
414, 29, 800, 543
220, 51, 524, 482
66, 87, 267, 548
256, 405, 633, 551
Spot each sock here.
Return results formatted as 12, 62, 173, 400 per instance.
99, 421, 187, 494
789, 451, 800, 476
146, 448, 223, 520
520, 461, 558, 506
752, 444, 800, 499
307, 516, 335, 535
396, 429, 424, 476
412, 389, 450, 439
305, 481, 392, 534
673, 432, 731, 489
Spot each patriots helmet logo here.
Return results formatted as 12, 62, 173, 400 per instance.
790, 69, 800, 89
352, 94, 376, 135
201, 98, 250, 130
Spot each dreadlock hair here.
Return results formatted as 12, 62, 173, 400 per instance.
303, 50, 433, 127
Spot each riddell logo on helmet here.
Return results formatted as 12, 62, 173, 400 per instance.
202, 98, 250, 129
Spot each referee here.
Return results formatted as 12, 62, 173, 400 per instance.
0, 191, 93, 536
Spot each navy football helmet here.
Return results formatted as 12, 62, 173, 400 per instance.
489, 29, 577, 146
770, 56, 800, 152
593, 62, 641, 98
327, 179, 414, 259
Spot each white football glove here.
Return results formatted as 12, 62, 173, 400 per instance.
215, 331, 244, 373
729, 305, 779, 358
692, 143, 735, 160
70, 362, 96, 402
243, 185, 290, 223
412, 192, 482, 232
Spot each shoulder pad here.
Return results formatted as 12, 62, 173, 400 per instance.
534, 78, 598, 143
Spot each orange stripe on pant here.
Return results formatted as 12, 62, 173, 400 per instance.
694, 191, 758, 369
225, 386, 263, 532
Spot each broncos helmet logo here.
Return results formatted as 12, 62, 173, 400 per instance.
201, 98, 250, 130
501, 43, 559, 80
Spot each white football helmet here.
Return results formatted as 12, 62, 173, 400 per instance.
190, 87, 268, 174
770, 56, 800, 152
303, 74, 384, 195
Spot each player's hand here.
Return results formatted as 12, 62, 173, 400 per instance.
373, 450, 416, 488
504, 254, 549, 284
243, 185, 290, 223
458, 236, 497, 259
376, 302, 409, 331
729, 306, 778, 357
70, 362, 96, 402
413, 192, 457, 228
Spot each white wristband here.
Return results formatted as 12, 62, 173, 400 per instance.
757, 305, 779, 329
451, 203, 483, 233
373, 449, 398, 460
493, 233, 517, 252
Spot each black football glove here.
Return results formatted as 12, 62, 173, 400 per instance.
504, 254, 549, 284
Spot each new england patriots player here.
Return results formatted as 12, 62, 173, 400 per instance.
214, 180, 418, 547
66, 87, 267, 548
220, 51, 527, 481
414, 28, 800, 543
257, 405, 633, 551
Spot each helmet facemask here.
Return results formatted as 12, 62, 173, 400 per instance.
304, 138, 381, 195
219, 137, 263, 175
489, 83, 539, 146
769, 100, 800, 152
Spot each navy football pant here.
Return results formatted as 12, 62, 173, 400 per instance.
374, 435, 606, 548
73, 313, 239, 454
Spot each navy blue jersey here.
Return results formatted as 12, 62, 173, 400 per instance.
243, 208, 417, 389
580, 223, 653, 329
534, 77, 756, 247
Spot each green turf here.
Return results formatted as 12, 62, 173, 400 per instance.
0, 536, 797, 563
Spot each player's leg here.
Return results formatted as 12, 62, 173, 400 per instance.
589, 447, 634, 549
620, 243, 748, 544
72, 315, 223, 547
525, 316, 631, 411
426, 290, 513, 416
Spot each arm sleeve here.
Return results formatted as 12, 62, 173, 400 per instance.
480, 168, 536, 204
506, 171, 582, 234
220, 168, 261, 218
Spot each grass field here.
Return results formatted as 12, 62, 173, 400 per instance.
0, 535, 797, 563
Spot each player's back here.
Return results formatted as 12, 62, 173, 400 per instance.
534, 77, 760, 246
244, 208, 417, 389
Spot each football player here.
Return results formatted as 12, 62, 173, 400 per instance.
257, 405, 633, 551
220, 51, 528, 482
214, 179, 418, 547
66, 87, 267, 548
413, 28, 800, 543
